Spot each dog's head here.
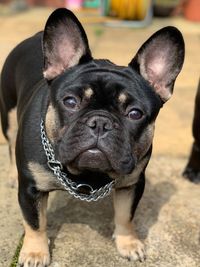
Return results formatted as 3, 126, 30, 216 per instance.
43, 9, 184, 186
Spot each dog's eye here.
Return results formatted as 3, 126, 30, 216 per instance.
128, 108, 143, 120
63, 96, 78, 109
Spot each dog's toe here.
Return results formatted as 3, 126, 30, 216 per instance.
19, 251, 50, 267
115, 234, 146, 262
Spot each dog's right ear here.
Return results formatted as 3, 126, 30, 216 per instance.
43, 8, 92, 80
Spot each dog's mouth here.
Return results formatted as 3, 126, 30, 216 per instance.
74, 148, 112, 172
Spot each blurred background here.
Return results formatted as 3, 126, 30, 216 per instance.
0, 0, 199, 157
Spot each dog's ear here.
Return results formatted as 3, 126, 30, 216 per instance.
129, 26, 185, 102
43, 8, 92, 80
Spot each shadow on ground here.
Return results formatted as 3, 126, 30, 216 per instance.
47, 178, 176, 254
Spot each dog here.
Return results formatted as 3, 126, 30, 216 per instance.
183, 79, 200, 184
0, 8, 185, 267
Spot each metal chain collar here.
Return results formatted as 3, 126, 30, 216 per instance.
40, 119, 115, 202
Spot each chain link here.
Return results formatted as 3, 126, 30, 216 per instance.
40, 119, 114, 202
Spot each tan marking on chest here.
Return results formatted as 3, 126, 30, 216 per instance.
28, 162, 62, 191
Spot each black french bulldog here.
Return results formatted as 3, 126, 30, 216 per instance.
0, 8, 185, 267
183, 79, 200, 184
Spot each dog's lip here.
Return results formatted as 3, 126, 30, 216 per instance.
74, 146, 108, 162
75, 147, 112, 172
87, 148, 102, 154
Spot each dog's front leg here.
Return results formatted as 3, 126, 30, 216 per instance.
18, 180, 50, 267
113, 174, 146, 262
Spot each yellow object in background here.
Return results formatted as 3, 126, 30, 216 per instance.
110, 0, 150, 20
110, 0, 120, 16
126, 0, 137, 20
137, 0, 150, 20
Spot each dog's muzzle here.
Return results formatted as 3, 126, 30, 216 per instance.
40, 119, 115, 202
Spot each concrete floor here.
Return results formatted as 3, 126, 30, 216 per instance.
0, 7, 200, 267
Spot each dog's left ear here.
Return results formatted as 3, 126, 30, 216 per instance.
43, 8, 92, 80
129, 26, 185, 102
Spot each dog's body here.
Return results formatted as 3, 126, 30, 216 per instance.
0, 9, 184, 267
183, 79, 200, 183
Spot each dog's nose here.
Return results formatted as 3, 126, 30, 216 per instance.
86, 116, 113, 137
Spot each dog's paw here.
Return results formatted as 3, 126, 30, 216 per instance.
18, 240, 50, 267
183, 167, 200, 184
115, 234, 146, 262
18, 251, 50, 267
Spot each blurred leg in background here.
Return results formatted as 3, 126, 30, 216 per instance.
183, 79, 200, 184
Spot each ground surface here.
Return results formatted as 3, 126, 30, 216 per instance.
0, 7, 199, 267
